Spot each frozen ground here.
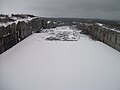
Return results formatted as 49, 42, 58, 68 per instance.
0, 26, 120, 90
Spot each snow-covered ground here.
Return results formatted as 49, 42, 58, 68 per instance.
0, 26, 120, 90
42, 26, 80, 41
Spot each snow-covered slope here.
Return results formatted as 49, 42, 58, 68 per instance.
0, 26, 120, 90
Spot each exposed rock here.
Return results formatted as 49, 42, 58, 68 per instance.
0, 16, 52, 54
77, 22, 120, 52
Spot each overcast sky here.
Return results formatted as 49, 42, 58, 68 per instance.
0, 0, 120, 20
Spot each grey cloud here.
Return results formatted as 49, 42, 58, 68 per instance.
0, 0, 120, 20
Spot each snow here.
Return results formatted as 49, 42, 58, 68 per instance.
42, 26, 80, 41
0, 17, 36, 27
97, 23, 120, 33
0, 17, 6, 19
47, 21, 51, 24
0, 26, 120, 90
97, 23, 103, 27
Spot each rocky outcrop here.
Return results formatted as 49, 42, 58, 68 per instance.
16, 21, 32, 40
0, 18, 51, 54
77, 23, 120, 52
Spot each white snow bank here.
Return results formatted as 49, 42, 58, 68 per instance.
0, 17, 36, 27
0, 26, 120, 90
47, 20, 51, 24
97, 23, 120, 33
42, 26, 80, 41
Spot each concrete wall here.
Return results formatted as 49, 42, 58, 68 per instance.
77, 23, 120, 52
0, 18, 48, 54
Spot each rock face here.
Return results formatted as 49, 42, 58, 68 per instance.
30, 18, 42, 33
16, 21, 32, 40
116, 33, 120, 51
0, 27, 4, 54
77, 23, 120, 52
3, 23, 17, 51
0, 18, 50, 54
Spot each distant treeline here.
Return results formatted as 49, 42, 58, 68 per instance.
43, 18, 120, 27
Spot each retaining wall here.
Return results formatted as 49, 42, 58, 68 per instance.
77, 23, 120, 52
0, 18, 48, 54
